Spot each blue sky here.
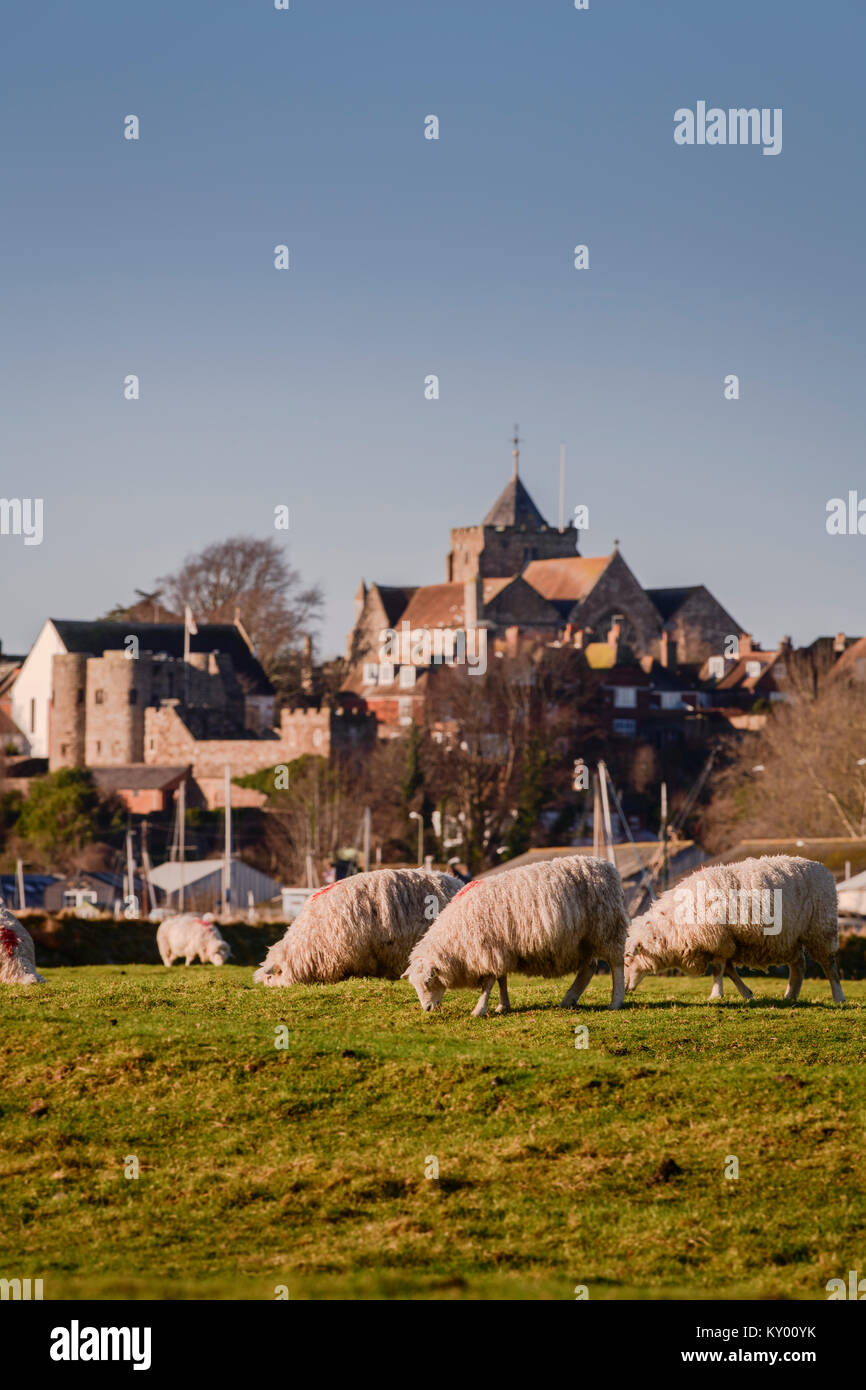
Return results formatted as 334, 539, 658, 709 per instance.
2, 0, 864, 659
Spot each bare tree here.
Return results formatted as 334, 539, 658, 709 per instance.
702, 667, 866, 850
158, 535, 323, 703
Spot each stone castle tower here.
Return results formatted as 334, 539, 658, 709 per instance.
446, 433, 578, 582
49, 649, 246, 770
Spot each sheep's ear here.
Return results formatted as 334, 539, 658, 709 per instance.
399, 968, 410, 980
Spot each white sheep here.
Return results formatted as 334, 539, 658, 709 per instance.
0, 906, 45, 985
402, 855, 629, 1015
624, 855, 845, 1003
253, 869, 462, 986
156, 913, 232, 966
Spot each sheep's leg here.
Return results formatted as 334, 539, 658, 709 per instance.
608, 960, 625, 1010
784, 954, 804, 1001
472, 976, 497, 1017
560, 958, 596, 1008
495, 976, 511, 1015
708, 959, 725, 1001
725, 962, 754, 1000
816, 951, 846, 1004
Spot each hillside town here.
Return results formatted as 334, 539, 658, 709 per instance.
2, 456, 866, 929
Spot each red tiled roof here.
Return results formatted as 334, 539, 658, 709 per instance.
521, 555, 611, 602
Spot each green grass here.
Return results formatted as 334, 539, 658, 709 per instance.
0, 966, 864, 1300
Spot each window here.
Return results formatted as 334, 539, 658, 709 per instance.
94, 689, 105, 704
613, 686, 637, 708
62, 889, 98, 910
707, 656, 725, 679
399, 665, 416, 689
660, 692, 683, 710
95, 741, 101, 754
398, 697, 413, 726
30, 698, 36, 732
378, 662, 395, 686
60, 743, 67, 756
362, 662, 378, 685
613, 718, 636, 736
313, 729, 323, 748
746, 660, 762, 679
129, 689, 138, 705
76, 688, 84, 704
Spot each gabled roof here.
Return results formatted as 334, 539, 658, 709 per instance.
0, 708, 25, 737
369, 585, 418, 627
715, 650, 779, 692
483, 476, 548, 529
645, 587, 702, 621
830, 635, 866, 679
401, 583, 484, 629
521, 555, 611, 602
50, 620, 274, 696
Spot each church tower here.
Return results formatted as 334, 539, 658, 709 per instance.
446, 427, 579, 582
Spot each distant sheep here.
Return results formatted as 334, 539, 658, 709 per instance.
157, 913, 232, 967
402, 855, 629, 1016
624, 855, 845, 1003
0, 906, 45, 985
253, 869, 462, 986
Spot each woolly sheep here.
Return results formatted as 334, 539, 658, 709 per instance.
402, 855, 629, 1015
253, 868, 462, 986
624, 855, 845, 1003
157, 913, 232, 967
0, 906, 45, 985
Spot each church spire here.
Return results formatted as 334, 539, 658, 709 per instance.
511, 423, 521, 479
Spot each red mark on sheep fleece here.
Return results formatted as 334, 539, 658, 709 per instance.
455, 880, 483, 899
0, 926, 19, 958
309, 882, 341, 903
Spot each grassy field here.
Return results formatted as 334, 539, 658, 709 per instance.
0, 965, 864, 1300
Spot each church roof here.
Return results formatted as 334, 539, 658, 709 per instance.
401, 580, 512, 630
645, 587, 703, 621
521, 555, 611, 602
483, 475, 549, 529
370, 584, 418, 626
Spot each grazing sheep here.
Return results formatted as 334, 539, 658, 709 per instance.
157, 913, 232, 967
402, 855, 629, 1015
624, 855, 845, 1003
0, 906, 45, 985
253, 869, 462, 986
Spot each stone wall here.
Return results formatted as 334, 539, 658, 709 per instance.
573, 552, 664, 658
665, 588, 743, 665
448, 523, 577, 583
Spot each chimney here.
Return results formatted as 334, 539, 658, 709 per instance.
834, 631, 846, 654
739, 633, 753, 655
573, 628, 585, 651
464, 577, 483, 629
505, 625, 519, 657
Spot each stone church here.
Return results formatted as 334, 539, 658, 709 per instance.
347, 452, 743, 679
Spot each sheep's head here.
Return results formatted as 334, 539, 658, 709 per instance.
211, 939, 231, 966
623, 916, 658, 992
401, 960, 445, 1011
